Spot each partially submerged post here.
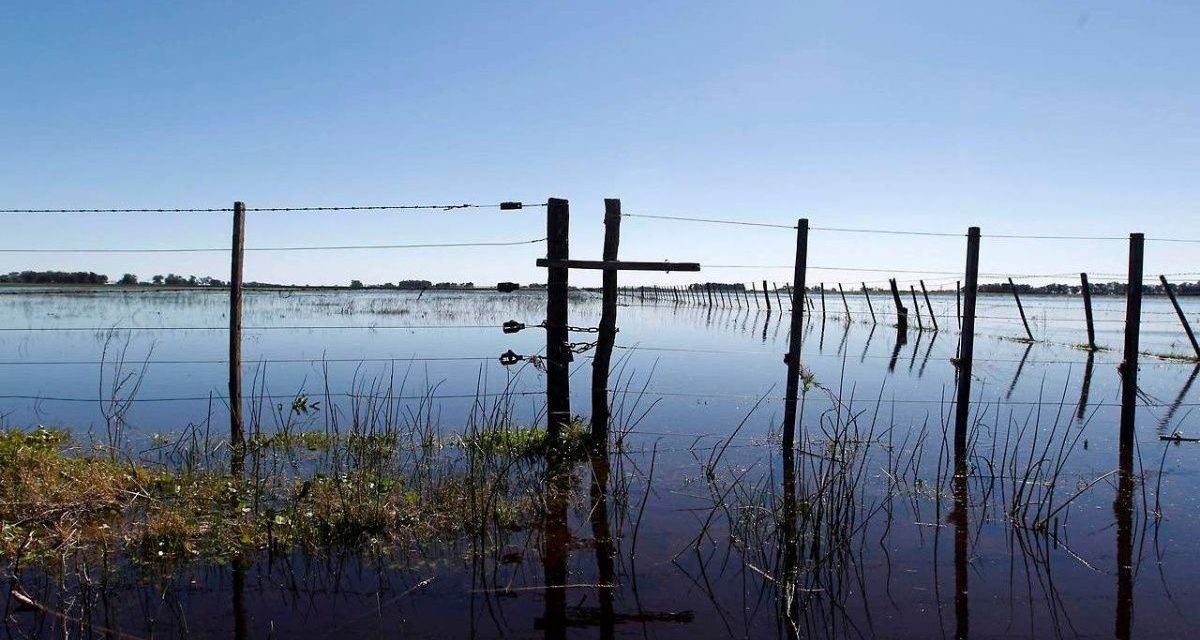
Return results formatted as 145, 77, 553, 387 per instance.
590, 199, 621, 446
229, 201, 246, 477
1081, 273, 1096, 351
762, 279, 772, 311
781, 219, 809, 455
1119, 234, 1144, 479
889, 279, 908, 332
909, 285, 924, 331
819, 283, 827, 321
862, 282, 877, 324
1160, 275, 1200, 358
838, 283, 851, 322
545, 198, 572, 440
1008, 277, 1035, 342
953, 228, 981, 464
919, 280, 939, 331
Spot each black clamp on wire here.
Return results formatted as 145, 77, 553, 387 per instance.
499, 202, 523, 210
502, 320, 526, 334
497, 282, 520, 293
499, 350, 523, 366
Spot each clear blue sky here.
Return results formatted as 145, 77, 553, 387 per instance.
2, 1, 1197, 288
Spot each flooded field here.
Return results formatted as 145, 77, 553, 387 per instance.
2, 287, 1199, 638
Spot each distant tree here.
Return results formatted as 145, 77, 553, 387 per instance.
152, 275, 164, 285
350, 279, 364, 289
118, 273, 138, 285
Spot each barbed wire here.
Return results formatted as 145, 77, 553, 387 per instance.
0, 238, 547, 254
0, 202, 543, 214
0, 324, 503, 332
0, 390, 545, 403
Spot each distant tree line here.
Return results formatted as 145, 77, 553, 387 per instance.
979, 281, 1200, 296
1, 270, 109, 285
349, 280, 475, 290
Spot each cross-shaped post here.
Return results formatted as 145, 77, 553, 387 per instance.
536, 198, 700, 444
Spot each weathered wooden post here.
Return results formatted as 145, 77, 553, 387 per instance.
919, 280, 939, 331
1160, 275, 1200, 358
782, 219, 809, 454
1008, 277, 1035, 342
762, 279, 772, 311
956, 280, 962, 329
862, 282, 877, 324
1119, 234, 1144, 472
773, 282, 784, 310
819, 283, 827, 320
889, 278, 908, 332
546, 198, 571, 441
751, 282, 760, 308
229, 201, 246, 477
741, 283, 751, 307
591, 199, 621, 445
954, 228, 981, 464
1081, 273, 1096, 351
838, 283, 851, 322
909, 285, 924, 331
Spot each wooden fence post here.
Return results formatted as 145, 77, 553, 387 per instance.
1119, 234, 1144, 472
229, 201, 246, 477
1081, 273, 1096, 351
909, 285, 924, 331
954, 228, 981, 464
919, 280, 939, 331
782, 219, 809, 454
773, 282, 784, 310
1008, 277, 1035, 341
819, 283, 827, 320
889, 279, 908, 332
741, 283, 751, 307
1160, 275, 1200, 357
956, 280, 962, 329
862, 283, 876, 324
591, 199, 621, 445
546, 198, 571, 441
762, 280, 772, 311
838, 284, 851, 322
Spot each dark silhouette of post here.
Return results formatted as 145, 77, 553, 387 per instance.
838, 283, 851, 321
546, 198, 571, 441
862, 282, 876, 324
762, 279, 772, 311
591, 199, 621, 446
889, 278, 908, 331
1008, 277, 1034, 341
229, 201, 246, 477
920, 279, 939, 331
781, 220, 809, 454
819, 283, 827, 321
909, 285, 924, 331
1081, 272, 1097, 351
1119, 234, 1144, 472
954, 228, 981, 463
1160, 275, 1200, 357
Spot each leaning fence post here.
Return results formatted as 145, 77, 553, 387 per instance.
1081, 273, 1097, 351
762, 279, 772, 311
591, 199, 621, 446
862, 283, 877, 324
909, 285, 924, 331
545, 197, 571, 441
889, 279, 908, 332
1160, 275, 1200, 358
1008, 277, 1035, 342
954, 227, 981, 463
782, 219, 810, 454
920, 280, 939, 331
1119, 234, 1144, 474
229, 201, 246, 477
838, 284, 851, 322
773, 282, 784, 310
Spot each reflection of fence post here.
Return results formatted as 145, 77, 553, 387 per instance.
1119, 234, 1144, 470
545, 198, 571, 441
591, 199, 621, 446
782, 219, 810, 453
920, 280, 939, 331
1008, 277, 1035, 341
889, 279, 908, 331
862, 282, 876, 324
1160, 275, 1200, 357
953, 228, 981, 463
1081, 273, 1096, 350
229, 201, 246, 477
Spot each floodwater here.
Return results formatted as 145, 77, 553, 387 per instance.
2, 287, 1199, 638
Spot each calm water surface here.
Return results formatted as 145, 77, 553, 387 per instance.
2, 288, 1199, 638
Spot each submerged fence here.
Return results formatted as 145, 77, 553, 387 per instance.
2, 198, 1199, 472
